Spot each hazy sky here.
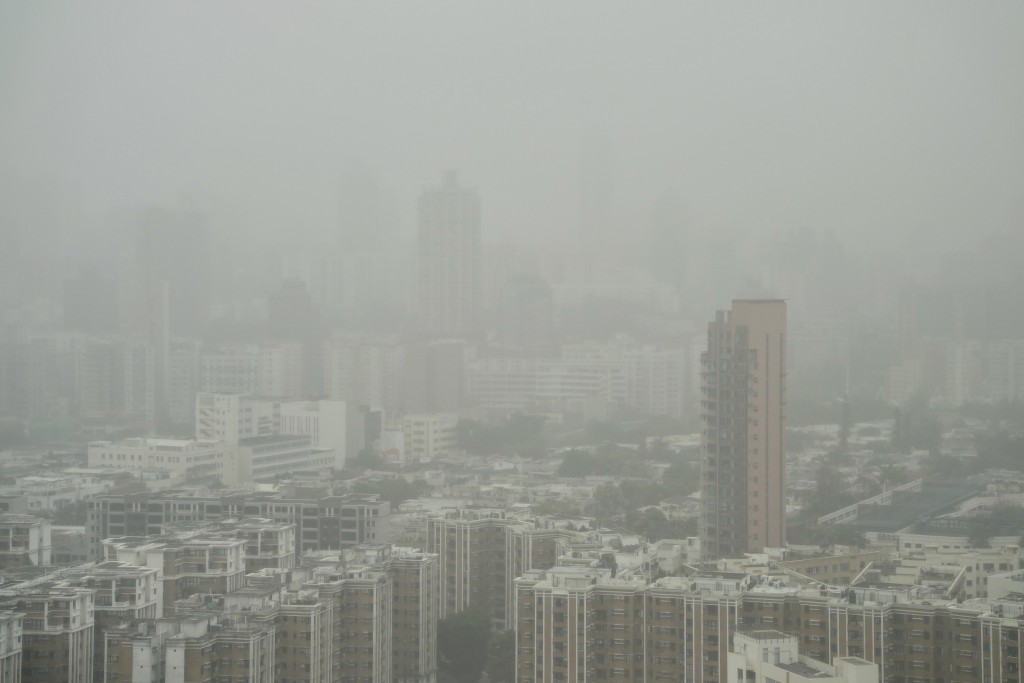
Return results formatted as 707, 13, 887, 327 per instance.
2, 2, 1022, 251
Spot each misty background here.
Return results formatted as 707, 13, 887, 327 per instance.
2, 1, 1023, 430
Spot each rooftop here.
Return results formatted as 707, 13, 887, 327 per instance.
778, 660, 832, 679
742, 630, 793, 641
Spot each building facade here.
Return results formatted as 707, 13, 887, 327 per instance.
416, 171, 482, 339
701, 300, 787, 560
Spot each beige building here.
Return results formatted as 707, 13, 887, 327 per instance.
515, 565, 1024, 683
403, 414, 459, 462
701, 299, 787, 559
390, 550, 439, 683
103, 534, 246, 612
426, 509, 582, 629
86, 489, 390, 559
311, 566, 393, 683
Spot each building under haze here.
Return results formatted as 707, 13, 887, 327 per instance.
700, 299, 787, 560
416, 171, 481, 339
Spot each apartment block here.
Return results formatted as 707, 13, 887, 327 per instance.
64, 561, 162, 683
727, 631, 878, 683
232, 434, 331, 483
103, 534, 246, 612
467, 356, 629, 415
196, 394, 361, 470
426, 510, 580, 629
416, 171, 482, 339
86, 438, 225, 486
200, 345, 261, 394
390, 550, 439, 683
701, 299, 787, 559
195, 392, 276, 444
515, 565, 1024, 683
403, 414, 459, 462
323, 334, 406, 414
86, 489, 389, 561
0, 587, 94, 683
0, 515, 51, 568
310, 566, 393, 683
0, 612, 23, 683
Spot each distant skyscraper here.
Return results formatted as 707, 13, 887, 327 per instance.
62, 270, 119, 334
133, 207, 209, 340
416, 171, 481, 338
497, 274, 554, 356
339, 163, 392, 251
700, 299, 787, 560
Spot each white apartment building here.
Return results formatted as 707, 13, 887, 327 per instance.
563, 338, 687, 418
231, 434, 332, 483
195, 392, 276, 444
259, 341, 306, 398
279, 399, 359, 469
200, 345, 261, 394
468, 356, 628, 415
87, 438, 225, 485
728, 631, 878, 683
196, 394, 360, 469
403, 414, 459, 462
988, 339, 1024, 401
0, 514, 52, 566
283, 247, 408, 324
323, 334, 406, 413
165, 338, 201, 427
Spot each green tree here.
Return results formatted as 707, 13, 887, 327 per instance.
967, 504, 1024, 548
484, 629, 516, 683
346, 448, 385, 470
662, 462, 699, 495
457, 414, 547, 457
924, 453, 977, 480
54, 500, 88, 526
627, 507, 698, 542
352, 478, 429, 507
438, 612, 491, 683
531, 500, 583, 517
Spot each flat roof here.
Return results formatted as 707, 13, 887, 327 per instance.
742, 630, 792, 641
778, 660, 832, 678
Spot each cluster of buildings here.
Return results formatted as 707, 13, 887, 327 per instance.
887, 284, 1024, 407
5, 165, 1024, 683
5, 490, 1024, 683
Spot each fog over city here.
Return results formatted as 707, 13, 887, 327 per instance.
2, 5, 1024, 683
4, 3, 1022, 254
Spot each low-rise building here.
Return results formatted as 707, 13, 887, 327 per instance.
231, 434, 332, 484
727, 631, 877, 683
87, 438, 225, 486
403, 414, 459, 462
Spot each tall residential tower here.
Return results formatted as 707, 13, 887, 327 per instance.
700, 299, 787, 560
416, 171, 481, 339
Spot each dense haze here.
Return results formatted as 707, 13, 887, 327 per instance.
3, 2, 1024, 424
3, 2, 1022, 255
5, 9, 1024, 679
